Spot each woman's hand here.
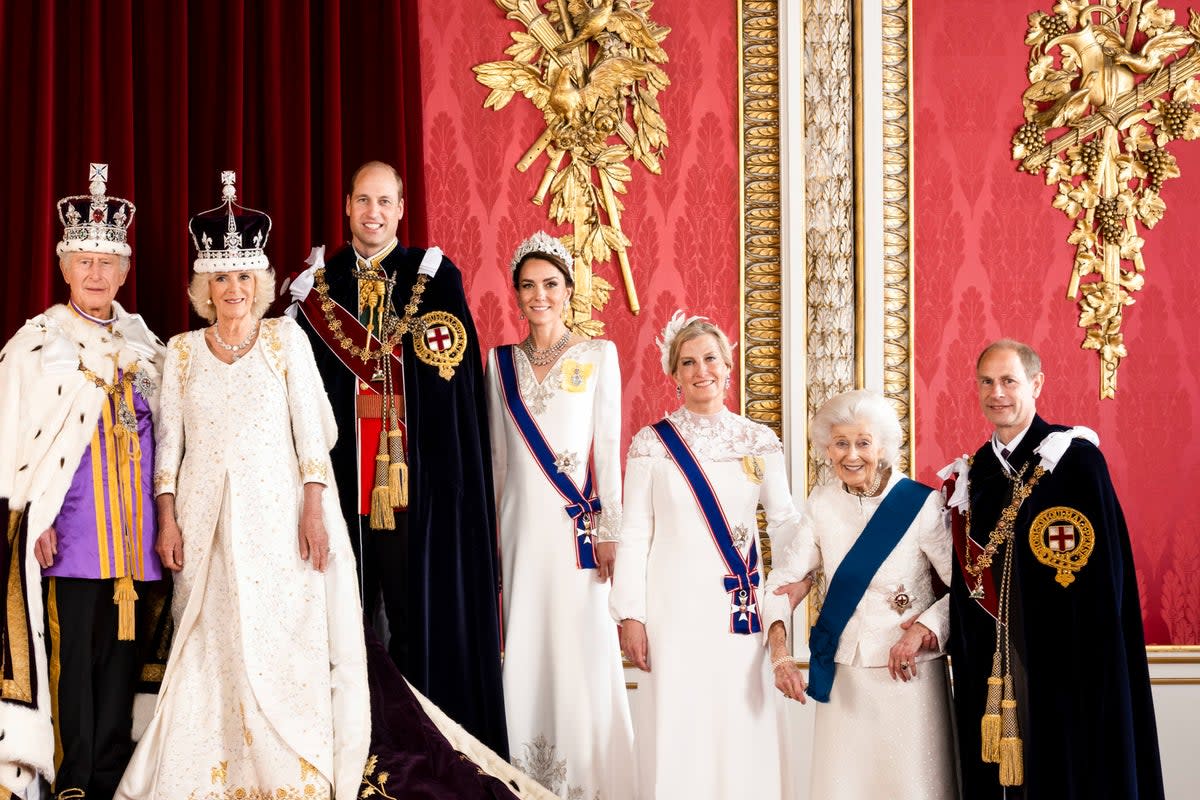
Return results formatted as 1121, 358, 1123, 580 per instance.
773, 659, 808, 704
594, 541, 617, 582
156, 519, 184, 572
773, 575, 814, 610
901, 615, 939, 652
34, 526, 58, 569
888, 619, 931, 682
619, 619, 650, 672
299, 483, 329, 572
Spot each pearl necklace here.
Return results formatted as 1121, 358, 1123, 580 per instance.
849, 467, 885, 498
521, 329, 571, 367
211, 321, 259, 359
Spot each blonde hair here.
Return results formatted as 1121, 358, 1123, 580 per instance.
188, 269, 276, 323
667, 319, 733, 376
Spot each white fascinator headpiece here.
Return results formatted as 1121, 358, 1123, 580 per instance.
510, 230, 574, 275
657, 309, 708, 376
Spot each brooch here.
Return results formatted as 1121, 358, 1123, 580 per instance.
742, 455, 764, 484
888, 584, 916, 614
560, 358, 593, 393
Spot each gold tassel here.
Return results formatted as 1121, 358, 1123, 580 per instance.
369, 430, 395, 531
387, 428, 408, 507
370, 485, 395, 530
113, 575, 138, 641
998, 675, 1023, 786
980, 650, 1003, 763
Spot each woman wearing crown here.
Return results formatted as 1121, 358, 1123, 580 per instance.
115, 173, 372, 800
609, 312, 800, 799
483, 232, 635, 798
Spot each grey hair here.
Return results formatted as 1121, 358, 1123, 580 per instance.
188, 268, 276, 323
59, 252, 131, 274
809, 389, 903, 467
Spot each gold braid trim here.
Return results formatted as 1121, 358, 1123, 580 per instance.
312, 267, 429, 364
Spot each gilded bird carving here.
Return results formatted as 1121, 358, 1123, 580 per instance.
1106, 29, 1195, 74
1034, 70, 1101, 128
556, 0, 669, 62
476, 57, 664, 127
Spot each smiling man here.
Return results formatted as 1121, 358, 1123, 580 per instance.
285, 160, 508, 758
941, 339, 1163, 799
0, 164, 166, 800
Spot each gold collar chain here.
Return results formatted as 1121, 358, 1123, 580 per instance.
962, 461, 1046, 596
313, 266, 429, 364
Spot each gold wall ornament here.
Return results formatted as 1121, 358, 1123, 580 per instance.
474, 0, 671, 332
1014, 1, 1200, 398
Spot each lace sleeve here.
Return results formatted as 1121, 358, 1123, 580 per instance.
152, 334, 189, 496
627, 425, 667, 460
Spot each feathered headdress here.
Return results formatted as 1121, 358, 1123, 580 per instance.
656, 309, 708, 376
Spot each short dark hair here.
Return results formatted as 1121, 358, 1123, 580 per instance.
348, 161, 403, 199
512, 251, 574, 291
977, 338, 1042, 379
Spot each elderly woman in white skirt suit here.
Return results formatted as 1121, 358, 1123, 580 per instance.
762, 389, 959, 799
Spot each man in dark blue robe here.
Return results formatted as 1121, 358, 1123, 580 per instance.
945, 339, 1162, 799
287, 161, 507, 758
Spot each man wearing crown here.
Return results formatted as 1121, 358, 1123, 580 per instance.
0, 164, 166, 800
284, 160, 508, 758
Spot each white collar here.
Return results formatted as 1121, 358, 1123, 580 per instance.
991, 421, 1032, 474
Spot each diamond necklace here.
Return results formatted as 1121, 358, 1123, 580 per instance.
521, 329, 571, 367
211, 321, 259, 358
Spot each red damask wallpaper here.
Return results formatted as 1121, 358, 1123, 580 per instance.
416, 1, 741, 452
913, 2, 1200, 644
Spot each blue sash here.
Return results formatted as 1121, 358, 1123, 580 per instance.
652, 419, 762, 635
806, 477, 933, 702
495, 345, 598, 569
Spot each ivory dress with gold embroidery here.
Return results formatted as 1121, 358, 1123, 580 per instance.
484, 340, 635, 800
609, 408, 799, 800
116, 317, 370, 800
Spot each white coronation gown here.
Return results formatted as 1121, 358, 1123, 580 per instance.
610, 407, 798, 800
485, 340, 635, 800
116, 317, 369, 800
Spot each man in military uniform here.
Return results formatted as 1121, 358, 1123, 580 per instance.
0, 164, 165, 799
286, 161, 507, 757
942, 339, 1163, 799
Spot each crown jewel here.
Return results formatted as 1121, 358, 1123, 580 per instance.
189, 171, 272, 273
509, 230, 574, 275
56, 163, 136, 257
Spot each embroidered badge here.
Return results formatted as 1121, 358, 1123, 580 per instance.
742, 455, 764, 484
411, 310, 467, 380
888, 583, 916, 614
1029, 506, 1095, 587
560, 358, 593, 393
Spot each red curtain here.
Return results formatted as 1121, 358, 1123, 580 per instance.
0, 0, 427, 341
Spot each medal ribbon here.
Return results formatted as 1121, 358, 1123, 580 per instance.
651, 419, 761, 635
495, 345, 598, 569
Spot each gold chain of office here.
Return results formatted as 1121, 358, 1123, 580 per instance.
313, 267, 429, 363
962, 462, 1047, 583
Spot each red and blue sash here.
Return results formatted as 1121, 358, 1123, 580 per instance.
806, 477, 933, 702
495, 345, 598, 569
652, 419, 761, 635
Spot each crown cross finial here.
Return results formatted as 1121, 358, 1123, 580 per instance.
88, 163, 109, 197
221, 170, 237, 202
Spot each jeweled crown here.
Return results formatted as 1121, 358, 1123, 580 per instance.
509, 230, 574, 275
189, 171, 272, 273
56, 163, 136, 257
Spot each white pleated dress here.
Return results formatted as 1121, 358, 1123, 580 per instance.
610, 407, 799, 800
485, 340, 635, 800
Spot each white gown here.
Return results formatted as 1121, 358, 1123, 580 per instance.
485, 340, 635, 800
762, 472, 958, 800
116, 317, 370, 800
610, 407, 798, 800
